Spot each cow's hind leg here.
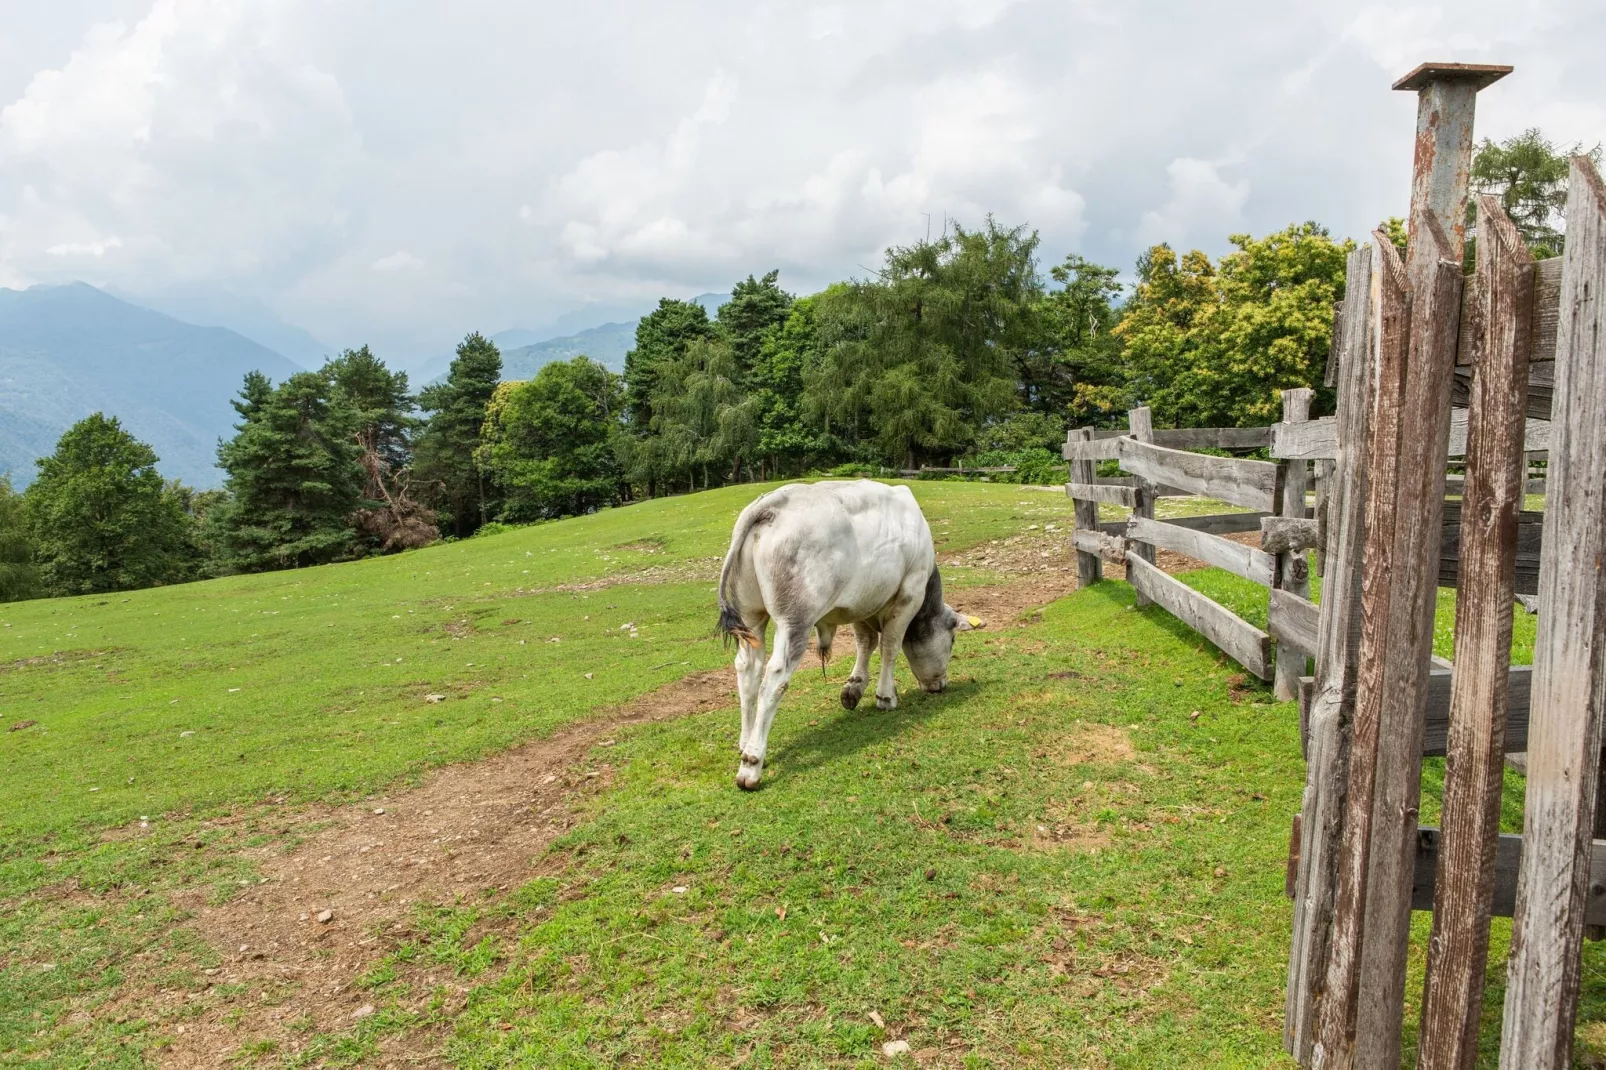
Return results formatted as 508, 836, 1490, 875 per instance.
736, 620, 808, 790
841, 622, 876, 710
735, 618, 767, 756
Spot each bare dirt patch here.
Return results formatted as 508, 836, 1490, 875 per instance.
113, 668, 737, 1068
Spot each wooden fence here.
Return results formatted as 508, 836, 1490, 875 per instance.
1067, 62, 1606, 1068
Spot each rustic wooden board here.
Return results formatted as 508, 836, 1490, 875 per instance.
1344, 217, 1465, 1070
1070, 528, 1129, 565
1128, 408, 1158, 609
1269, 588, 1320, 656
1068, 429, 1103, 587
1124, 552, 1272, 679
1501, 157, 1606, 1069
1126, 515, 1276, 586
1272, 409, 1551, 460
1151, 426, 1273, 450
1114, 437, 1279, 513
1062, 436, 1125, 462
1065, 481, 1138, 508
1276, 388, 1316, 700
1418, 197, 1537, 1070
1439, 507, 1544, 596
1286, 243, 1374, 1061
1096, 511, 1268, 538
1262, 516, 1321, 554
1422, 665, 1532, 757
1458, 254, 1562, 368
1410, 828, 1606, 926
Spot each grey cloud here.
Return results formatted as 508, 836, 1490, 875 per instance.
2, 0, 1604, 370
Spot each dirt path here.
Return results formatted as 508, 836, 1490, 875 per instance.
120, 541, 1232, 1067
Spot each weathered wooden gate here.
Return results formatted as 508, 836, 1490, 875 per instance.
1279, 63, 1606, 1069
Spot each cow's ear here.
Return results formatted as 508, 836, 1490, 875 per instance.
950, 608, 978, 631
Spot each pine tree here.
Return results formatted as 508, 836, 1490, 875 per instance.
213, 372, 366, 571
414, 333, 502, 536
324, 347, 435, 553
622, 300, 713, 432
25, 414, 193, 594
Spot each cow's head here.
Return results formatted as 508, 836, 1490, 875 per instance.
904, 604, 976, 693
903, 568, 979, 693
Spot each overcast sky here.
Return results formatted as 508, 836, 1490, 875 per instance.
2, 0, 1603, 367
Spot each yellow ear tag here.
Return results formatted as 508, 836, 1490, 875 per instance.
968, 616, 983, 628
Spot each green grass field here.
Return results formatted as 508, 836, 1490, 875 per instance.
1, 480, 1600, 1067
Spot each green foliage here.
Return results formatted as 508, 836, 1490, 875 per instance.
0, 475, 42, 602
23, 414, 194, 595
479, 357, 625, 521
1037, 254, 1126, 421
325, 344, 414, 471
1115, 222, 1352, 427
717, 269, 793, 375
414, 333, 502, 536
211, 371, 366, 572
749, 296, 824, 477
1471, 129, 1604, 259
622, 299, 713, 434
805, 219, 1037, 467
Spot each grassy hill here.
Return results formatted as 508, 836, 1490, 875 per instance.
0, 481, 1596, 1067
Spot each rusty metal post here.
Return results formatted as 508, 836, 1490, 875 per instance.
1394, 62, 1512, 259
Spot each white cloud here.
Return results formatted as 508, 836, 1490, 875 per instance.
1, 0, 1603, 366
370, 251, 424, 272
1136, 158, 1250, 249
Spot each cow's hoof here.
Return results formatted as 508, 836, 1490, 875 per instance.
736, 753, 763, 790
875, 693, 897, 711
840, 683, 864, 710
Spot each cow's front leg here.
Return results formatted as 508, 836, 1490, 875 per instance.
841, 622, 876, 709
734, 625, 766, 755
737, 622, 807, 790
874, 584, 923, 710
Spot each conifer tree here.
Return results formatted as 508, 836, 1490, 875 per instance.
414, 333, 501, 536
212, 372, 365, 571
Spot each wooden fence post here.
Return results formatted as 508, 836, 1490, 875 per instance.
1416, 197, 1535, 1070
1274, 388, 1315, 701
1068, 427, 1103, 588
1129, 407, 1157, 607
1316, 221, 1465, 1068
1285, 245, 1374, 1061
1316, 62, 1502, 1067
1500, 157, 1606, 1070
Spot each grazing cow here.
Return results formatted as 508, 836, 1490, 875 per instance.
715, 480, 976, 790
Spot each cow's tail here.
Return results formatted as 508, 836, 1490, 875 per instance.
716, 498, 771, 649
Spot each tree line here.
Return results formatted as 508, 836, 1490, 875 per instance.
0, 129, 1589, 602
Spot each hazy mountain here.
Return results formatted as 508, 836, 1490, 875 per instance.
104, 284, 332, 369
423, 293, 729, 386
0, 283, 303, 487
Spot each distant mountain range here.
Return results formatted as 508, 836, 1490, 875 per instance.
420, 293, 727, 385
0, 284, 737, 489
0, 284, 302, 488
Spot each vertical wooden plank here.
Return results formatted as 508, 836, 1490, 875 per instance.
1416, 197, 1535, 1070
1352, 216, 1467, 1070
1314, 458, 1334, 577
1069, 427, 1102, 588
1285, 243, 1374, 1062
1275, 388, 1315, 701
1317, 217, 1465, 1067
1128, 407, 1157, 608
1500, 157, 1606, 1070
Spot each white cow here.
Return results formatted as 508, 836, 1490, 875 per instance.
715, 480, 975, 790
